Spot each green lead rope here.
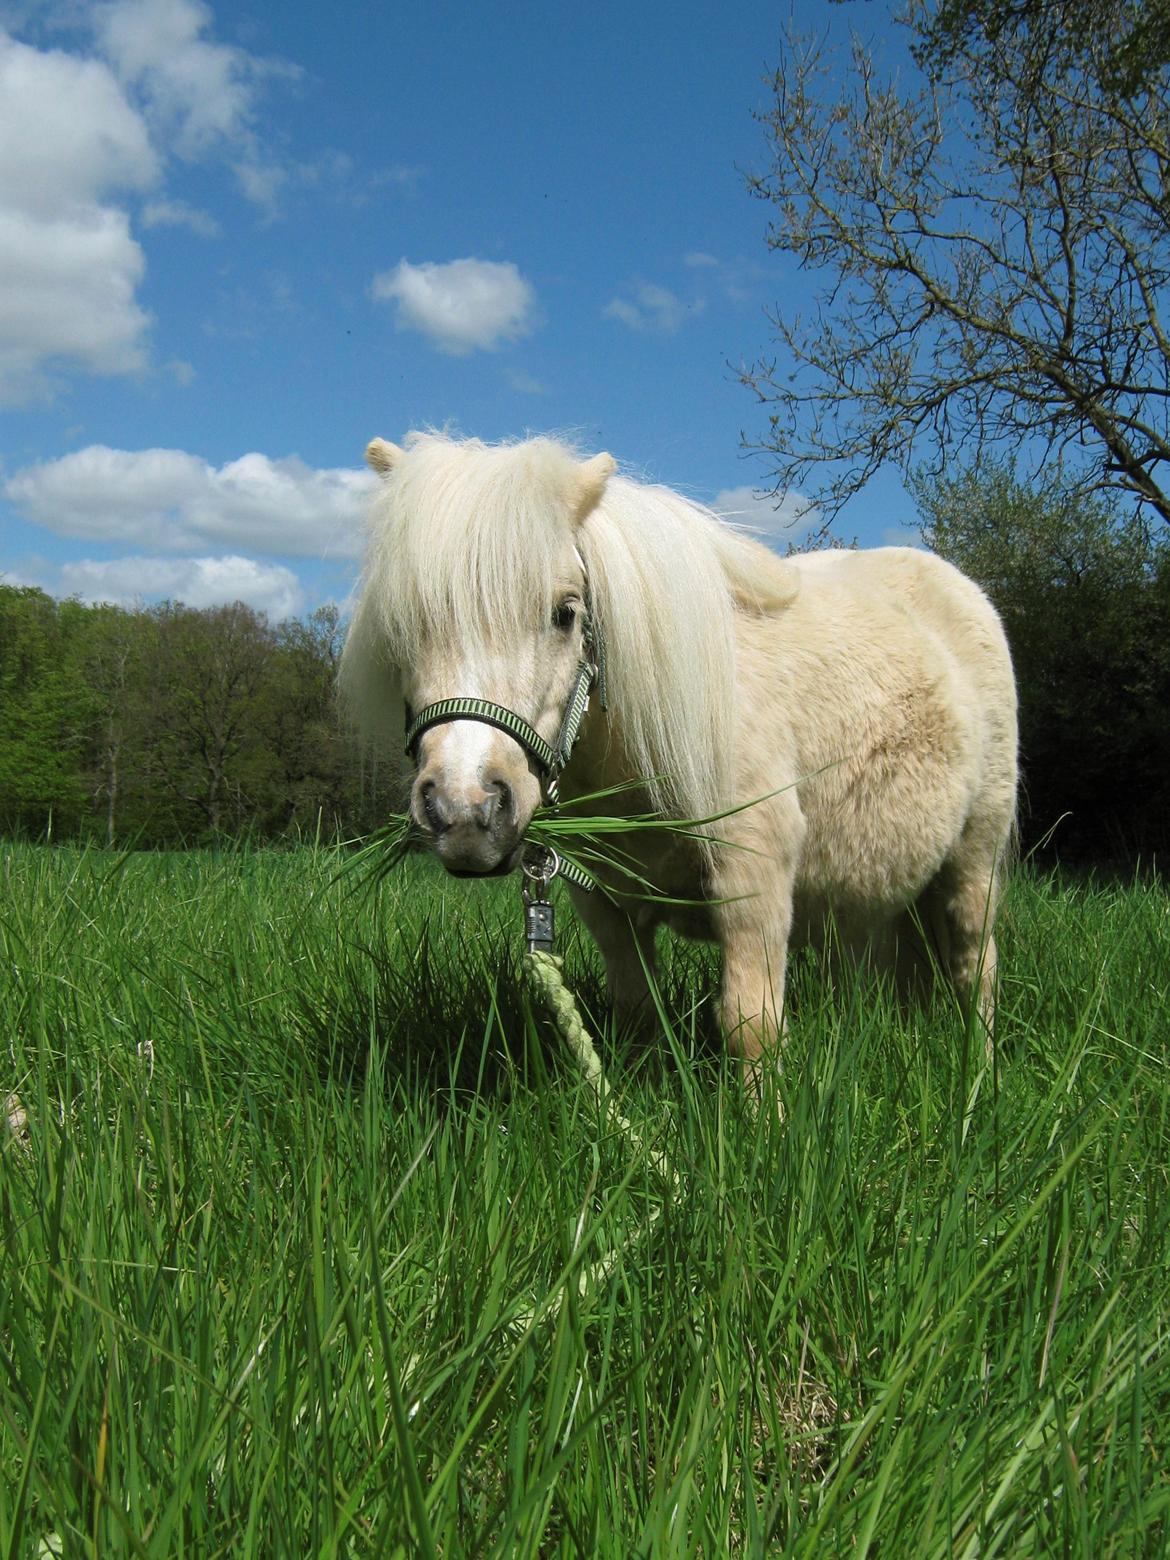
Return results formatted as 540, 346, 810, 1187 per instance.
396, 612, 674, 1324
515, 949, 680, 1328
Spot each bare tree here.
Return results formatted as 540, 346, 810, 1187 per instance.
743, 1, 1170, 523
916, 0, 1170, 98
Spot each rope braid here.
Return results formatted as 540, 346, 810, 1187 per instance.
518, 950, 680, 1323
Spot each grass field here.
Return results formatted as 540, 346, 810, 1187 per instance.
1, 842, 1168, 1556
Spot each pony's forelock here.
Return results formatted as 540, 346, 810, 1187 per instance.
362, 433, 587, 659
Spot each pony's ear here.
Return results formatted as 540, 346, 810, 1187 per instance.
572, 451, 615, 525
365, 437, 404, 475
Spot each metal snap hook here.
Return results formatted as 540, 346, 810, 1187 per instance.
521, 845, 560, 953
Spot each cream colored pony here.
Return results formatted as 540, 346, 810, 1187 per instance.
340, 432, 1017, 1068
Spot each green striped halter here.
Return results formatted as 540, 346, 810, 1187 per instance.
402, 606, 607, 812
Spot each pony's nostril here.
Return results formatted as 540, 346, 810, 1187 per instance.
472, 780, 511, 830
419, 779, 449, 833
417, 771, 516, 843
488, 777, 513, 821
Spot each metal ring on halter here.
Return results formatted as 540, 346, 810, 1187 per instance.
521, 844, 560, 899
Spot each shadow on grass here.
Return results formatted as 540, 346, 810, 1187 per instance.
285, 882, 986, 1116
286, 901, 731, 1105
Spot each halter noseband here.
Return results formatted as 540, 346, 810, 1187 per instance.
402, 608, 606, 809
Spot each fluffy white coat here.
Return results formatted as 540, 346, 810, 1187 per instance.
340, 433, 1018, 1064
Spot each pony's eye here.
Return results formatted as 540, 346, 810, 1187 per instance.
551, 599, 578, 632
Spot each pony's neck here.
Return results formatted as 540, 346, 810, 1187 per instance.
557, 705, 654, 815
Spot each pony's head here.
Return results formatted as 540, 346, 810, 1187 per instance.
340, 433, 614, 876
340, 430, 802, 876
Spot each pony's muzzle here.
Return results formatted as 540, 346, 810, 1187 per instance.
411, 771, 522, 874
418, 776, 512, 833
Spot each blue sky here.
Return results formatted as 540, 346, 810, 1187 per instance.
0, 0, 914, 620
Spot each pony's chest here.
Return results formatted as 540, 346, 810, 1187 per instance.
606, 831, 716, 941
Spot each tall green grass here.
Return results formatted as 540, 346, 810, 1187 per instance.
1, 844, 1167, 1555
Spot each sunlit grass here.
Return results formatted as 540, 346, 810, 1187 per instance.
1, 843, 1167, 1555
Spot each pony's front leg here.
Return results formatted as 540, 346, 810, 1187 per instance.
718, 897, 793, 1080
570, 888, 660, 1031
711, 794, 802, 1085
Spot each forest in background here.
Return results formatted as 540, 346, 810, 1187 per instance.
0, 591, 398, 847
2, 469, 1168, 861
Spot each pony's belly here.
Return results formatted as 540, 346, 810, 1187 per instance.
791, 678, 978, 913
656, 902, 717, 941
796, 803, 960, 915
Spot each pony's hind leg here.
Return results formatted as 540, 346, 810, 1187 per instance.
926, 848, 1005, 1036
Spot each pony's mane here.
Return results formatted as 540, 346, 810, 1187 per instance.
340, 432, 798, 821
580, 470, 796, 821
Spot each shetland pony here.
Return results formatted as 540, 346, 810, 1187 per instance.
339, 432, 1017, 1070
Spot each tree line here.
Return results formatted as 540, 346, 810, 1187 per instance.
0, 591, 398, 847
2, 465, 1166, 862
920, 465, 1170, 863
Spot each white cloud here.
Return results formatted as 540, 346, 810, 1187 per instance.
0, 32, 158, 214
92, 0, 298, 163
59, 553, 305, 619
507, 368, 547, 395
0, 2, 301, 403
712, 484, 822, 547
372, 257, 537, 355
141, 197, 220, 236
682, 252, 765, 306
88, 0, 299, 215
232, 154, 288, 215
5, 445, 377, 557
600, 297, 641, 329
603, 282, 699, 335
0, 204, 151, 402
0, 29, 157, 402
